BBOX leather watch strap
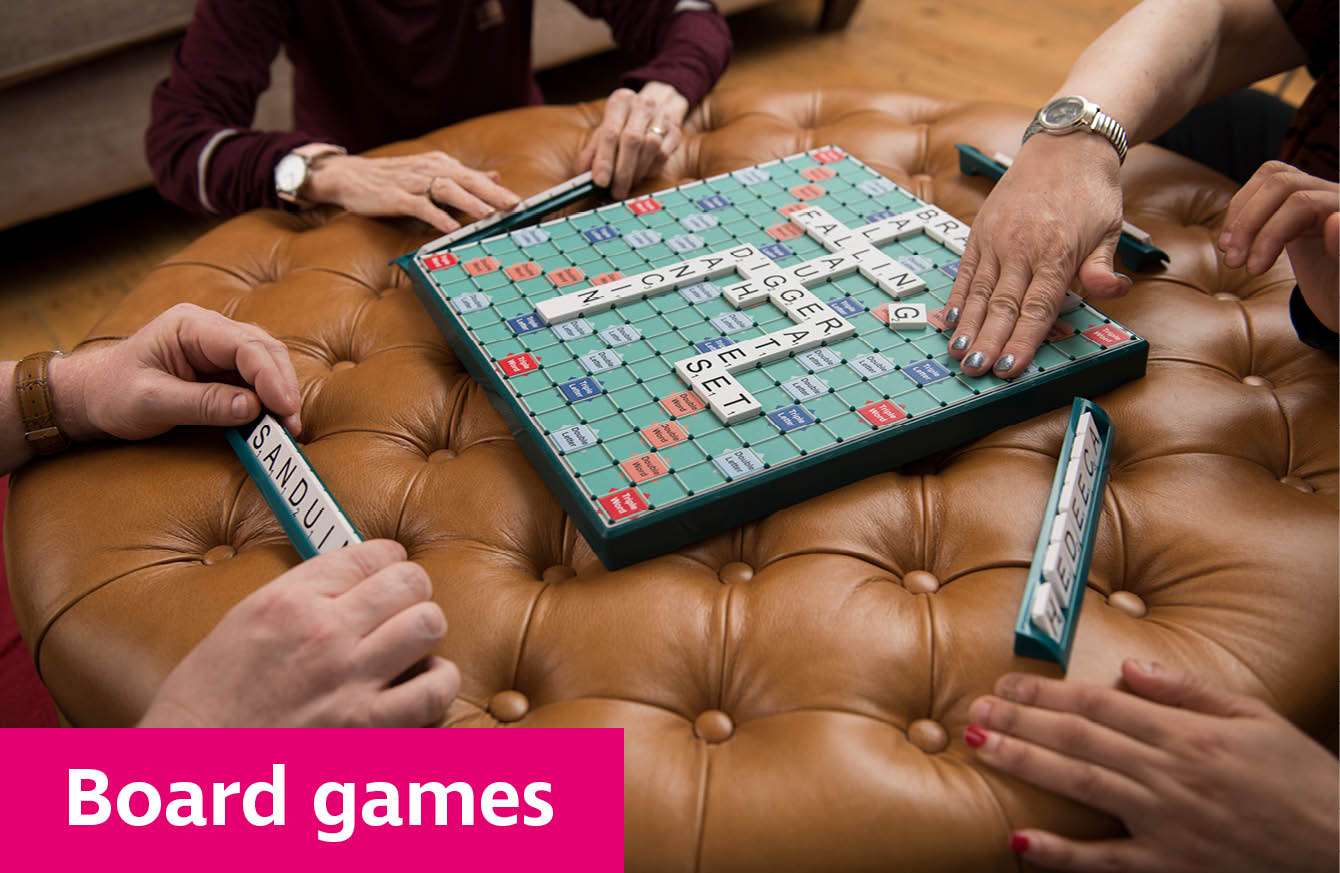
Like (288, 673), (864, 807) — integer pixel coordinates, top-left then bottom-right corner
(15, 351), (71, 455)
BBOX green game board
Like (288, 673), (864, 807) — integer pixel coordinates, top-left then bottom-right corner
(398, 147), (1148, 569)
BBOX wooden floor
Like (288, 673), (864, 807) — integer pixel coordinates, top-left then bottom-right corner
(0, 0), (1312, 362)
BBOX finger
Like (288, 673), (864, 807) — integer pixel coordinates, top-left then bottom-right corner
(453, 167), (522, 213)
(660, 125), (683, 165)
(1119, 659), (1268, 719)
(1222, 166), (1330, 269)
(1325, 212), (1339, 257)
(947, 250), (999, 358)
(1219, 160), (1288, 254)
(993, 285), (1064, 378)
(136, 376), (263, 431)
(1009, 830), (1159, 873)
(612, 98), (656, 199)
(355, 600), (448, 682)
(401, 192), (460, 234)
(968, 693), (1168, 781)
(1076, 229), (1130, 299)
(1245, 188), (1336, 274)
(592, 90), (634, 188)
(994, 672), (1171, 745)
(963, 266), (1055, 377)
(337, 560), (434, 637)
(275, 539), (409, 597)
(369, 656), (461, 727)
(960, 260), (1030, 375)
(943, 237), (983, 328)
(966, 724), (1156, 817)
(430, 177), (494, 221)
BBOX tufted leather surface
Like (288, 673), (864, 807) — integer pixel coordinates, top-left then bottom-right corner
(7, 88), (1338, 871)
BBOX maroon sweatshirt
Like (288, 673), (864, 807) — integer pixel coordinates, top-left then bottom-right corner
(147, 0), (732, 215)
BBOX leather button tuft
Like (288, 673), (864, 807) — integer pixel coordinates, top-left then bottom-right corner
(903, 570), (940, 594)
(202, 545), (235, 566)
(718, 562), (753, 584)
(907, 718), (949, 753)
(331, 360), (356, 372)
(542, 565), (576, 583)
(1107, 591), (1147, 618)
(489, 690), (529, 723)
(428, 449), (457, 463)
(1213, 292), (1238, 302)
(1280, 476), (1314, 494)
(1241, 375), (1272, 389)
(694, 710), (734, 743)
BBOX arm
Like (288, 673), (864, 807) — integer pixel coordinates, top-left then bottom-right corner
(1, 304), (302, 477)
(944, 0), (1308, 380)
(573, 0), (733, 197)
(145, 0), (322, 215)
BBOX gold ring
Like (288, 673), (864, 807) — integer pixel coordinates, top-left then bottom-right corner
(424, 176), (439, 197)
(648, 125), (668, 137)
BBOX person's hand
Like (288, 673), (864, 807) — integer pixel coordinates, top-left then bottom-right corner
(139, 539), (461, 727)
(304, 151), (521, 234)
(945, 134), (1133, 378)
(581, 82), (689, 199)
(1219, 160), (1339, 333)
(965, 659), (1339, 873)
(50, 303), (302, 441)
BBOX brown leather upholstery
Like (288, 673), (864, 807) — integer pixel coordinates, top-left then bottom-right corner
(7, 88), (1337, 870)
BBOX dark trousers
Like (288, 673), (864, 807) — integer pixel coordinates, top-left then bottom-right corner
(1152, 87), (1297, 185)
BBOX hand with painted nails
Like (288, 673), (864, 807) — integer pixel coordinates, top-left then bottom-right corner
(580, 82), (689, 200)
(303, 150), (521, 235)
(965, 659), (1338, 873)
(944, 134), (1134, 379)
(1219, 161), (1339, 333)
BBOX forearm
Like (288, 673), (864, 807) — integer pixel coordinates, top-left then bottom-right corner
(620, 9), (732, 109)
(1049, 0), (1306, 145)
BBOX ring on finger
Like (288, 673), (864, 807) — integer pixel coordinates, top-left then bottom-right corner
(423, 176), (439, 197)
(648, 125), (668, 137)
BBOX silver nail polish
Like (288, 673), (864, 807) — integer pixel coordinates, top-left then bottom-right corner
(964, 351), (984, 369)
(994, 354), (1015, 372)
(1115, 272), (1132, 284)
(950, 335), (970, 352)
(945, 307), (961, 325)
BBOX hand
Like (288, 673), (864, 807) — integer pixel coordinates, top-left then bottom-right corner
(139, 539), (461, 727)
(965, 659), (1338, 873)
(1219, 160), (1339, 333)
(304, 151), (521, 234)
(51, 303), (302, 441)
(945, 134), (1133, 378)
(581, 82), (689, 199)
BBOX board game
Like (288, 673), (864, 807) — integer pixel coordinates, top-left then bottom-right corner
(398, 146), (1148, 569)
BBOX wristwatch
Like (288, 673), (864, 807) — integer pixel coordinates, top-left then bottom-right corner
(15, 351), (70, 456)
(1022, 96), (1129, 164)
(274, 143), (347, 205)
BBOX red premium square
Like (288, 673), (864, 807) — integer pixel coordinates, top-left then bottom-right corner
(766, 222), (804, 241)
(548, 266), (586, 287)
(858, 400), (908, 427)
(463, 256), (500, 276)
(926, 307), (953, 330)
(497, 353), (539, 376)
(504, 261), (543, 281)
(1082, 324), (1131, 347)
(599, 488), (648, 521)
(423, 253), (458, 271)
(778, 202), (807, 218)
(627, 198), (663, 216)
(640, 421), (688, 448)
(660, 391), (706, 418)
(812, 148), (845, 164)
(1046, 321), (1076, 341)
(590, 271), (625, 285)
(801, 166), (836, 182)
(620, 453), (670, 484)
(790, 183), (826, 201)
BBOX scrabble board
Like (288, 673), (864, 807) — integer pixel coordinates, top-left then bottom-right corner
(398, 147), (1148, 569)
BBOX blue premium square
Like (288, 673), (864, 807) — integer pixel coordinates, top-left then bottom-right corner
(695, 336), (735, 353)
(557, 376), (605, 402)
(903, 360), (952, 385)
(826, 296), (864, 317)
(696, 194), (732, 211)
(766, 405), (816, 432)
(507, 313), (546, 335)
(760, 243), (793, 261)
(582, 225), (620, 243)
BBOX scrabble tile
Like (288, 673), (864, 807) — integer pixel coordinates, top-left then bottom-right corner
(887, 302), (929, 330)
(1029, 582), (1065, 641)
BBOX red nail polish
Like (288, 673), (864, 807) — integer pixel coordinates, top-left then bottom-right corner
(1010, 833), (1030, 853)
(964, 724), (988, 748)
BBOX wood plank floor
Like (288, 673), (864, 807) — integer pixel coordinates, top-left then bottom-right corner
(0, 0), (1312, 362)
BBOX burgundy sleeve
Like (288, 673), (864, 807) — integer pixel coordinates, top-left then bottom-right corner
(145, 0), (320, 215)
(568, 0), (732, 108)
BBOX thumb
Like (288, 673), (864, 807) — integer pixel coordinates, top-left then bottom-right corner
(1076, 230), (1132, 299)
(1121, 659), (1262, 718)
(149, 377), (262, 429)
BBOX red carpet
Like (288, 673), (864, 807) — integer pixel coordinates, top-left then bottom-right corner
(0, 475), (58, 727)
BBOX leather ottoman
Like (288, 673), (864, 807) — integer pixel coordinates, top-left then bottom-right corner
(7, 88), (1337, 871)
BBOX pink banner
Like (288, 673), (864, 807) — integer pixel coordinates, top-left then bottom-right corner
(0, 728), (623, 870)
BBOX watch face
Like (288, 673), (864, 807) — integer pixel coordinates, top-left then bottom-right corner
(275, 154), (306, 194)
(1041, 97), (1085, 128)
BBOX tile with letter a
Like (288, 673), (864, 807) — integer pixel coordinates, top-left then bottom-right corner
(550, 424), (598, 454)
